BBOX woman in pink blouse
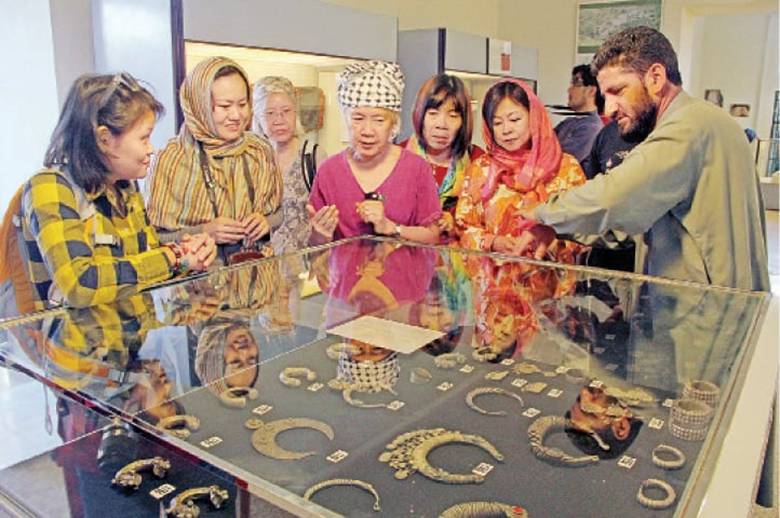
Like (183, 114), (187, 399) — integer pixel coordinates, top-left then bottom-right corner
(308, 61), (441, 245)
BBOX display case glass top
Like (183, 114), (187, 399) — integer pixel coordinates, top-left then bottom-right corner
(0, 238), (771, 517)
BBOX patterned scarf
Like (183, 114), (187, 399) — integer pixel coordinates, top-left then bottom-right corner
(405, 134), (470, 204)
(479, 79), (562, 201)
(148, 57), (281, 231)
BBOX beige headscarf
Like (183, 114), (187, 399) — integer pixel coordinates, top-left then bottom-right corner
(147, 57), (282, 233)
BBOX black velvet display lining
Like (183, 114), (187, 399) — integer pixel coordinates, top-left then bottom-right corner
(156, 333), (704, 518)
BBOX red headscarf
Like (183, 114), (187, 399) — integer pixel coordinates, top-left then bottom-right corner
(480, 79), (562, 201)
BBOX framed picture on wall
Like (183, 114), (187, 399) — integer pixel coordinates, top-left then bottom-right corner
(575, 0), (663, 64)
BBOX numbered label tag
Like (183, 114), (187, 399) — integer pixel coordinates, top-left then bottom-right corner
(199, 436), (223, 449)
(662, 398), (675, 408)
(604, 333), (616, 341)
(547, 388), (563, 398)
(326, 450), (349, 463)
(617, 455), (637, 469)
(605, 363), (618, 372)
(500, 358), (515, 366)
(307, 382), (324, 392)
(555, 366), (569, 374)
(593, 347), (606, 355)
(522, 407), (541, 418)
(511, 378), (528, 388)
(437, 381), (454, 392)
(149, 484), (176, 500)
(589, 379), (604, 389)
(485, 370), (509, 381)
(459, 365), (474, 374)
(387, 400), (405, 411)
(253, 404), (273, 415)
(649, 418), (665, 430)
(472, 462), (495, 477)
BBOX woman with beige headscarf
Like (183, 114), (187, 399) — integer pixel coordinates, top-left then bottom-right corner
(253, 76), (327, 253)
(147, 57), (282, 264)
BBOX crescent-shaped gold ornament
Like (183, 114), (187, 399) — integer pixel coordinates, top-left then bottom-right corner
(527, 415), (599, 467)
(245, 417), (334, 460)
(378, 428), (504, 484)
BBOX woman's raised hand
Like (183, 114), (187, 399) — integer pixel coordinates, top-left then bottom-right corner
(307, 203), (339, 241)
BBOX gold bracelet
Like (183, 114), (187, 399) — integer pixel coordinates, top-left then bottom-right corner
(683, 380), (720, 407)
(636, 478), (676, 510)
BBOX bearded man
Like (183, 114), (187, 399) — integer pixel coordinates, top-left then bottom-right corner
(523, 26), (769, 291)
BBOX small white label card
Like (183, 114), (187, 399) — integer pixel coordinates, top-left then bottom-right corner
(199, 436), (223, 449)
(472, 462), (495, 477)
(500, 358), (515, 366)
(618, 455), (637, 469)
(459, 364), (475, 374)
(253, 404), (273, 415)
(307, 382), (324, 392)
(662, 398), (675, 408)
(327, 316), (444, 354)
(593, 347), (606, 355)
(511, 378), (528, 388)
(547, 388), (563, 398)
(387, 400), (405, 411)
(150, 484), (176, 500)
(522, 407), (541, 418)
(326, 450), (349, 463)
(649, 418), (665, 430)
(437, 381), (454, 392)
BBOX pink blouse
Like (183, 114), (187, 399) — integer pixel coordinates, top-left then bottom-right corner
(309, 148), (442, 240)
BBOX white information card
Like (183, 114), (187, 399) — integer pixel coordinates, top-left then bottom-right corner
(327, 316), (444, 354)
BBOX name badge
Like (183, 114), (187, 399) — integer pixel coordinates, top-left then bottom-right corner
(94, 233), (118, 246)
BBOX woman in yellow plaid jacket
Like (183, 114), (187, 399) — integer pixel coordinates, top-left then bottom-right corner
(16, 73), (217, 310)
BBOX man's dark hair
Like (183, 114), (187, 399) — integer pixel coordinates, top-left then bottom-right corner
(572, 64), (605, 114)
(591, 26), (682, 86)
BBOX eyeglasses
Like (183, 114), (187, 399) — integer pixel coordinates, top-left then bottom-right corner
(98, 72), (142, 110)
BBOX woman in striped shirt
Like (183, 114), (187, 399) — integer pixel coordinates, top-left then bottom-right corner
(147, 57), (282, 264)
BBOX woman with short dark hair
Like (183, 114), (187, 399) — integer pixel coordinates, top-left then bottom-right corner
(401, 74), (484, 241)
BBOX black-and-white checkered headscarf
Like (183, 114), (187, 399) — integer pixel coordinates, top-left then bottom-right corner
(337, 60), (405, 111)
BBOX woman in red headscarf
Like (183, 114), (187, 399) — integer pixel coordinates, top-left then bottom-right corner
(455, 79), (585, 255)
(456, 79), (587, 359)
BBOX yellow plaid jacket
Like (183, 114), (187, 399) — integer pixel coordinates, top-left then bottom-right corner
(21, 168), (173, 309)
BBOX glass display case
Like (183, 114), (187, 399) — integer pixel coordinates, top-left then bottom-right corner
(0, 238), (774, 517)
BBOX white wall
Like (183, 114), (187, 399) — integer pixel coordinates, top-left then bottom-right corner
(325, 0), (500, 37)
(49, 0), (94, 106)
(92, 0), (176, 148)
(690, 11), (778, 135)
(0, 0), (60, 210)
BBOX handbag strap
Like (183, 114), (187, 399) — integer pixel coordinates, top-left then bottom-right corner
(198, 143), (256, 217)
(300, 140), (319, 191)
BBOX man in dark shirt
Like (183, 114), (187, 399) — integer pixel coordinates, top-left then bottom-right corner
(555, 64), (604, 163)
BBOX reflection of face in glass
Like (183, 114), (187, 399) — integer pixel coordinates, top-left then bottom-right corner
(564, 385), (641, 460)
(223, 326), (259, 388)
(418, 293), (455, 332)
(348, 339), (394, 363)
